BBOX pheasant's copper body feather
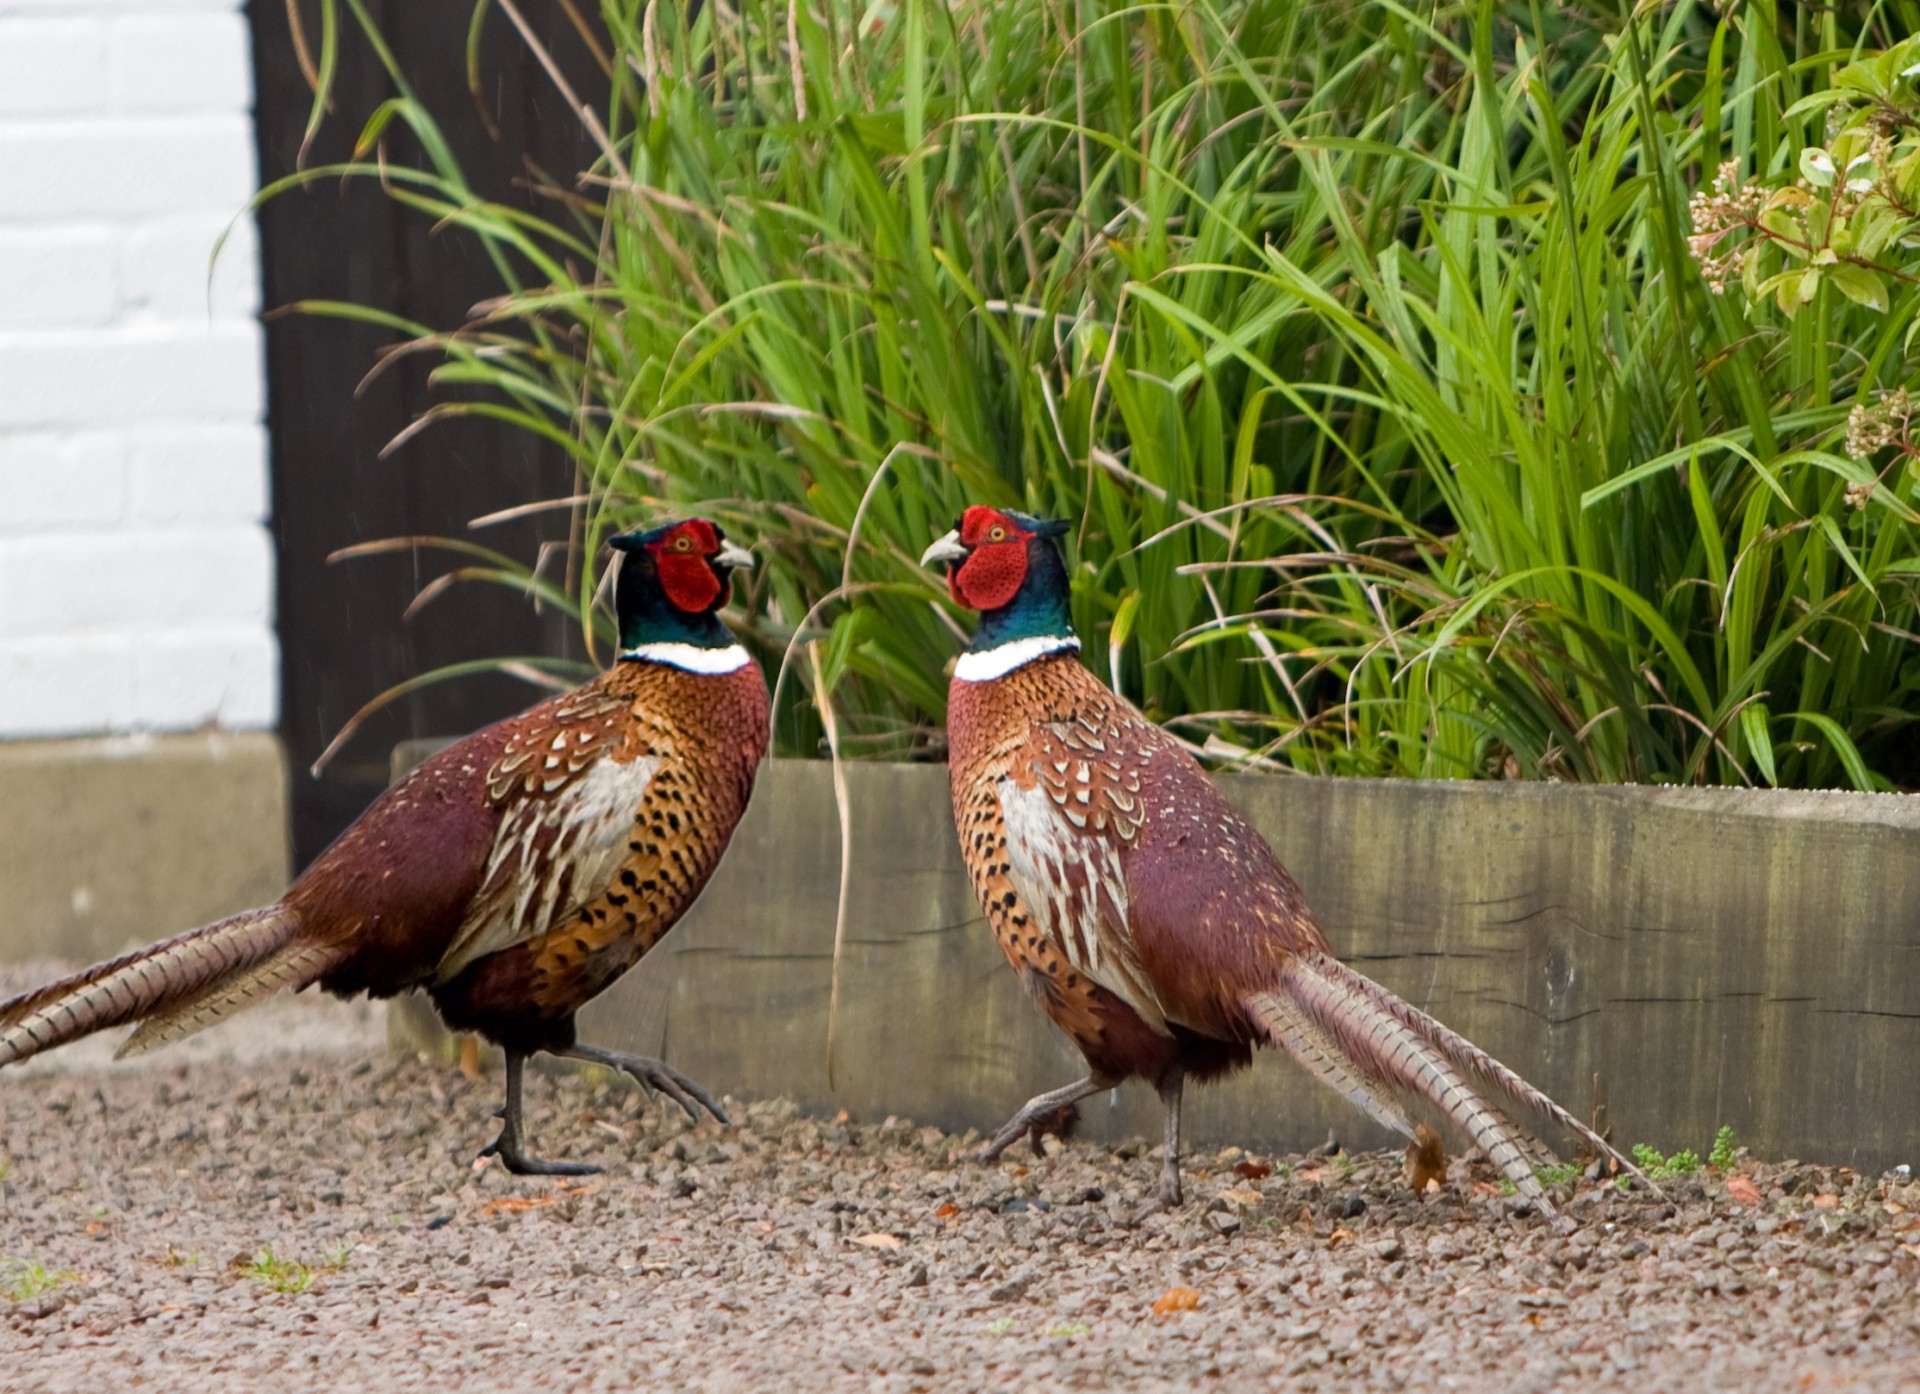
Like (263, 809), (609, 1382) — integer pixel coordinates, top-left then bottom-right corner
(1, 517), (768, 1175)
(926, 506), (1643, 1221)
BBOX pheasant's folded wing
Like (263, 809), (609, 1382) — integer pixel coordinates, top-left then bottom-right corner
(999, 715), (1171, 1035)
(436, 688), (656, 980)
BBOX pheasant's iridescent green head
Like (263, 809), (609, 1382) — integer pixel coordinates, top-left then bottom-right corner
(609, 518), (754, 653)
(921, 506), (1077, 663)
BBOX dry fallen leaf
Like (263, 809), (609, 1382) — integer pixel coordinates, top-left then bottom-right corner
(481, 1195), (562, 1216)
(1405, 1124), (1448, 1194)
(1813, 1193), (1842, 1210)
(1234, 1159), (1273, 1181)
(1328, 1227), (1356, 1247)
(1726, 1176), (1763, 1206)
(1219, 1188), (1263, 1207)
(934, 1202), (959, 1220)
(852, 1233), (903, 1251)
(1152, 1287), (1202, 1315)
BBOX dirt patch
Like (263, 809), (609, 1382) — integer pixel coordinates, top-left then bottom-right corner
(2, 965), (1916, 1391)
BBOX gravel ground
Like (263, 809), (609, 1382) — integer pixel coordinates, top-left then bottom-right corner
(2, 962), (1918, 1392)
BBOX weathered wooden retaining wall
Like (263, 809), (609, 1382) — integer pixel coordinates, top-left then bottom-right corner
(395, 757), (1919, 1173)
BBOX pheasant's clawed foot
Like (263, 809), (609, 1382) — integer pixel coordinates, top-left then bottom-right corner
(979, 1106), (1076, 1164)
(477, 1130), (601, 1178)
(563, 1044), (729, 1126)
(979, 1114), (1035, 1165)
(978, 1076), (1104, 1165)
(478, 1048), (601, 1176)
(1026, 1102), (1081, 1157)
(1156, 1162), (1184, 1209)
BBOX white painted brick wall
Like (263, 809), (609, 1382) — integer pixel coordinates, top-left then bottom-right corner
(0, 0), (274, 740)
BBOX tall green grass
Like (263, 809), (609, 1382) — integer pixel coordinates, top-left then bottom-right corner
(278, 0), (1920, 789)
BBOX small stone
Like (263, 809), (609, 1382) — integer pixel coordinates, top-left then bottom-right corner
(988, 1275), (1030, 1303)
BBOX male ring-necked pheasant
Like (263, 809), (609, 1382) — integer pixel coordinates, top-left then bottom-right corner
(922, 505), (1641, 1219)
(1, 517), (769, 1175)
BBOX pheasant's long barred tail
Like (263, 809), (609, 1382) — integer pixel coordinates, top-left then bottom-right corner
(1247, 953), (1650, 1215)
(0, 907), (304, 1068)
(1303, 953), (1642, 1179)
(116, 938), (343, 1058)
(1245, 983), (1418, 1142)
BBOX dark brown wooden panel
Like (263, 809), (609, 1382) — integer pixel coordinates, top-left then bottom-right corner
(248, 1), (610, 866)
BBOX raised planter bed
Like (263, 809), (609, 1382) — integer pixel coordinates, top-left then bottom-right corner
(389, 747), (1919, 1172)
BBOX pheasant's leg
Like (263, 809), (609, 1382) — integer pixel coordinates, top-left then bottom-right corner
(560, 1043), (729, 1126)
(478, 1050), (599, 1176)
(1154, 1064), (1186, 1207)
(979, 1076), (1106, 1163)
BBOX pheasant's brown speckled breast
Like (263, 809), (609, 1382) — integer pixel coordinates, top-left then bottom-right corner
(946, 655), (1249, 1086)
(432, 657), (768, 1049)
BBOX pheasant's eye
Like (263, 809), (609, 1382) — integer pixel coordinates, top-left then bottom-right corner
(986, 525), (1009, 543)
(673, 534), (694, 552)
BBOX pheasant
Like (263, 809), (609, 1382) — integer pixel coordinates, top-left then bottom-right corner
(921, 505), (1641, 1219)
(1, 517), (769, 1175)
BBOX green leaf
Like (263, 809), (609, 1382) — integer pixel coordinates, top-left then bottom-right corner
(1741, 705), (1778, 787)
(1828, 262), (1888, 312)
(1109, 588), (1143, 653)
(1790, 712), (1878, 791)
(1774, 269), (1807, 315)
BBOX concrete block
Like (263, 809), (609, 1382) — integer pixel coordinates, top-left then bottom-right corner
(0, 326), (263, 429)
(109, 12), (251, 112)
(127, 422), (268, 524)
(0, 227), (118, 329)
(0, 19), (109, 116)
(0, 431), (127, 533)
(0, 116), (257, 222)
(0, 731), (288, 964)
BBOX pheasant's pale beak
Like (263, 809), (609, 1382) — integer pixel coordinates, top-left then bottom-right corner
(920, 530), (967, 568)
(714, 539), (756, 571)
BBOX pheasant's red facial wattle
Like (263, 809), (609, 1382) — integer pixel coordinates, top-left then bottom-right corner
(651, 520), (726, 613)
(952, 543), (1028, 611)
(950, 506), (1031, 612)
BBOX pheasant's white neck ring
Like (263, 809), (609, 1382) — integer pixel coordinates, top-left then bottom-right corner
(620, 641), (753, 674)
(954, 635), (1080, 682)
